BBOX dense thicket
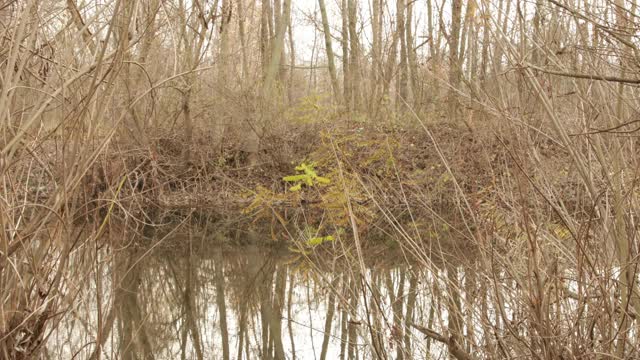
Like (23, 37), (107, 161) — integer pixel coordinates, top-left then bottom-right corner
(2, 0), (640, 358)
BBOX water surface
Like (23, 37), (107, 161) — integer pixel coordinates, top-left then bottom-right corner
(47, 236), (477, 360)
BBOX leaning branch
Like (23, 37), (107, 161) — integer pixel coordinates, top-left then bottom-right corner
(526, 63), (640, 84)
(546, 0), (640, 58)
(66, 0), (96, 52)
(409, 323), (478, 360)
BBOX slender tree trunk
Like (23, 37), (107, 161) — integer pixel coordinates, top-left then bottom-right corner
(320, 278), (339, 360)
(435, 0), (445, 59)
(184, 258), (204, 360)
(406, 0), (419, 108)
(219, 0), (232, 85)
(215, 250), (230, 360)
(532, 0), (543, 66)
(181, 89), (193, 162)
(347, 0), (360, 110)
(494, 0), (511, 74)
(427, 0), (435, 58)
(614, 0), (628, 122)
(287, 19), (295, 104)
(339, 275), (349, 360)
(612, 3), (637, 357)
(397, 0), (408, 109)
(447, 265), (464, 359)
(131, 0), (159, 134)
(274, 0), (287, 86)
(287, 271), (296, 359)
(461, 266), (475, 354)
(371, 0), (381, 112)
(119, 0), (147, 147)
(256, 260), (274, 359)
(480, 0), (490, 84)
(263, 0), (291, 90)
(236, 298), (247, 360)
(309, 25), (319, 93)
(368, 274), (387, 358)
(382, 8), (398, 103)
(238, 0), (249, 79)
(448, 0), (463, 122)
(459, 0), (474, 70)
(468, 8), (478, 82)
(404, 272), (418, 356)
(116, 251), (156, 360)
(347, 278), (359, 360)
(318, 0), (341, 103)
(245, 0), (291, 166)
(66, 0), (96, 53)
(426, 0), (438, 111)
(386, 270), (405, 360)
(260, 0), (272, 74)
(269, 265), (287, 360)
(341, 0), (351, 110)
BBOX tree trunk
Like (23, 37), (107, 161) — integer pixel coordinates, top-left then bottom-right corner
(448, 0), (463, 122)
(397, 0), (408, 109)
(480, 0), (490, 83)
(287, 19), (295, 104)
(219, 0), (232, 85)
(274, 0), (288, 85)
(347, 0), (360, 110)
(341, 0), (351, 111)
(246, 0), (291, 166)
(263, 0), (291, 90)
(382, 6), (399, 104)
(238, 0), (249, 79)
(66, 0), (96, 53)
(371, 0), (382, 112)
(320, 277), (339, 360)
(260, 0), (272, 73)
(406, 0), (419, 108)
(447, 265), (464, 359)
(215, 250), (230, 360)
(318, 0), (341, 103)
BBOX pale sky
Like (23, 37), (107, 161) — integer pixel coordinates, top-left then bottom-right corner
(290, 0), (433, 63)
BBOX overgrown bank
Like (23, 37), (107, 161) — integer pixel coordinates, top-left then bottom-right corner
(17, 117), (584, 252)
(4, 0), (640, 357)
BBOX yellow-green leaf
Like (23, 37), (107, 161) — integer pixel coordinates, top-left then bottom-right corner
(306, 235), (335, 247)
(306, 237), (325, 246)
(284, 175), (306, 182)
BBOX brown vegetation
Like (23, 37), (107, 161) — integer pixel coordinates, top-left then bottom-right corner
(2, 0), (640, 358)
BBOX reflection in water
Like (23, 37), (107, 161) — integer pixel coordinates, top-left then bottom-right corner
(47, 242), (472, 359)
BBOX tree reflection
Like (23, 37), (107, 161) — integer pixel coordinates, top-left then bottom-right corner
(49, 239), (492, 359)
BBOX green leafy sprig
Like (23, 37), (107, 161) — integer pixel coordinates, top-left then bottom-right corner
(283, 162), (331, 192)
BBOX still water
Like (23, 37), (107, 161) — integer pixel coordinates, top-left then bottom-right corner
(46, 237), (478, 359)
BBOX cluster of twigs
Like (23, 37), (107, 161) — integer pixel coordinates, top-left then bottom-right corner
(2, 0), (640, 358)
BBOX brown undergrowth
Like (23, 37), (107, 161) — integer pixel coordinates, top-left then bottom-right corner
(8, 115), (588, 255)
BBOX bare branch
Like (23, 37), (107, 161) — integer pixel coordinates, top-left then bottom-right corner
(526, 63), (640, 84)
(409, 323), (477, 360)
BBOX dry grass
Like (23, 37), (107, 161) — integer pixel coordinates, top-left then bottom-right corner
(2, 0), (640, 358)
